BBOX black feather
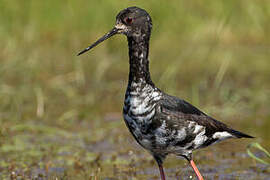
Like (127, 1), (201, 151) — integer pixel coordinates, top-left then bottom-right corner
(229, 129), (254, 138)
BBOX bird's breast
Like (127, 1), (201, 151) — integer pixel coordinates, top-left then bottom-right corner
(123, 84), (161, 123)
(123, 83), (161, 149)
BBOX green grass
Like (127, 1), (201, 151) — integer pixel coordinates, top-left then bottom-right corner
(0, 0), (270, 179)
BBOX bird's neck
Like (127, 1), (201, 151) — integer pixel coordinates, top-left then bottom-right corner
(127, 35), (154, 87)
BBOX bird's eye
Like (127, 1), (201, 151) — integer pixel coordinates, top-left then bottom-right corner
(125, 17), (133, 25)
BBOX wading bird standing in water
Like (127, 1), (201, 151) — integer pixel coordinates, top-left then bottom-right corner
(78, 6), (253, 180)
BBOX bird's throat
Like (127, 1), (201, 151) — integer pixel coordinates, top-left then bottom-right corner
(127, 35), (153, 86)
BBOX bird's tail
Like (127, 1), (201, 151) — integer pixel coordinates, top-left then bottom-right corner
(229, 129), (254, 138)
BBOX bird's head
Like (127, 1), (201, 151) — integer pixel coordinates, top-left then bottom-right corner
(78, 7), (152, 56)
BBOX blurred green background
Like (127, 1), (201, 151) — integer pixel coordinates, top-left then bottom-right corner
(0, 0), (269, 179)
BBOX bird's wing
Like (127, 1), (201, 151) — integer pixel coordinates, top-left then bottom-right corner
(158, 94), (231, 137)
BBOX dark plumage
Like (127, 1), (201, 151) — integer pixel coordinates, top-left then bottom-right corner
(78, 6), (253, 180)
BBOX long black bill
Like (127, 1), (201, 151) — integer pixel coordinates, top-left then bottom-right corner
(77, 27), (118, 56)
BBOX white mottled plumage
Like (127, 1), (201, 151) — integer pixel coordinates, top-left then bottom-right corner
(176, 128), (187, 141)
(194, 124), (204, 134)
(123, 77), (162, 150)
(193, 129), (207, 147)
(213, 131), (233, 140)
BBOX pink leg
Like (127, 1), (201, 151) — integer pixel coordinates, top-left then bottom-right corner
(190, 160), (204, 180)
(158, 163), (166, 180)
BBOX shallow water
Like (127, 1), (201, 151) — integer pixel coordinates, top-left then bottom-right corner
(1, 114), (269, 180)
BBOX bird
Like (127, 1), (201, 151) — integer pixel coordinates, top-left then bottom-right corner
(77, 6), (253, 180)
